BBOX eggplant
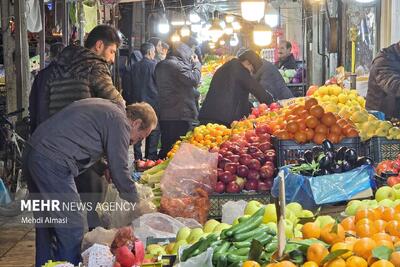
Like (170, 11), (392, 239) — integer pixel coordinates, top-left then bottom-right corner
(342, 160), (353, 172)
(298, 158), (307, 165)
(319, 156), (332, 170)
(303, 150), (314, 164)
(335, 146), (348, 161)
(325, 151), (335, 164)
(312, 146), (324, 161)
(300, 170), (313, 176)
(344, 148), (357, 164)
(331, 163), (342, 173)
(356, 156), (374, 167)
(322, 140), (334, 152)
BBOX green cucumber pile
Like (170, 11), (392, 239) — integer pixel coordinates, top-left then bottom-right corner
(180, 207), (277, 267)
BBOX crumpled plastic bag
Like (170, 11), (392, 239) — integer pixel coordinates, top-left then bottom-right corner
(222, 200), (247, 224)
(81, 244), (114, 267)
(132, 212), (201, 246)
(99, 183), (157, 228)
(160, 143), (218, 223)
(82, 227), (117, 251)
(177, 247), (213, 267)
(272, 165), (374, 210)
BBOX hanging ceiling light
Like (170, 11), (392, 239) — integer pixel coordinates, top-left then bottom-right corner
(253, 23), (273, 47)
(230, 33), (239, 46)
(158, 14), (170, 34)
(225, 14), (235, 23)
(209, 19), (224, 42)
(264, 3), (279, 28)
(224, 23), (234, 35)
(219, 40), (226, 46)
(180, 25), (191, 37)
(232, 21), (242, 31)
(189, 11), (201, 23)
(171, 31), (181, 42)
(241, 0), (266, 22)
(171, 13), (185, 26)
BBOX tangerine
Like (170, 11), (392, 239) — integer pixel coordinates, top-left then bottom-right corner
(374, 220), (388, 233)
(305, 128), (315, 141)
(310, 105), (324, 118)
(331, 241), (353, 259)
(327, 132), (341, 144)
(295, 131), (308, 144)
(307, 243), (329, 265)
(382, 208), (396, 222)
(306, 115), (319, 129)
(303, 261), (319, 267)
(315, 124), (329, 134)
(372, 232), (393, 243)
(276, 261), (297, 267)
(353, 237), (377, 259)
(313, 133), (327, 145)
(324, 258), (346, 267)
(330, 124), (342, 135)
(302, 222), (321, 239)
(370, 259), (395, 267)
(287, 121), (299, 133)
(242, 261), (261, 267)
(389, 251), (400, 267)
(341, 216), (356, 231)
(355, 209), (378, 222)
(356, 222), (377, 238)
(386, 220), (400, 237)
(305, 98), (319, 110)
(320, 223), (345, 244)
(346, 256), (368, 267)
(321, 112), (336, 127)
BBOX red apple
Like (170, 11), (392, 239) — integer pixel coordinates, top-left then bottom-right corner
(245, 130), (257, 141)
(227, 154), (240, 163)
(219, 171), (235, 184)
(258, 133), (272, 142)
(248, 159), (261, 171)
(265, 151), (276, 163)
(229, 145), (241, 155)
(248, 146), (261, 154)
(247, 169), (261, 180)
(269, 102), (280, 111)
(260, 165), (275, 179)
(217, 168), (224, 178)
(245, 179), (259, 191)
(220, 141), (232, 150)
(255, 123), (270, 135)
(258, 142), (272, 152)
(239, 154), (253, 166)
(248, 136), (260, 143)
(264, 161), (275, 169)
(218, 158), (232, 169)
(224, 163), (237, 175)
(237, 165), (249, 178)
(258, 103), (268, 112)
(230, 134), (242, 142)
(226, 181), (241, 193)
(224, 151), (234, 158)
(214, 181), (225, 193)
(257, 181), (271, 192)
(387, 176), (400, 187)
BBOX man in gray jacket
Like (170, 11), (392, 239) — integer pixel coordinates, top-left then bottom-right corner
(23, 99), (157, 266)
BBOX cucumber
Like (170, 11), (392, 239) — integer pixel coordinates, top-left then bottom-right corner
(238, 216), (251, 223)
(228, 261), (243, 267)
(211, 240), (223, 249)
(233, 233), (273, 248)
(227, 254), (248, 263)
(265, 241), (278, 253)
(225, 207), (265, 237)
(216, 254), (228, 267)
(213, 241), (231, 262)
(233, 225), (268, 241)
(181, 237), (206, 261)
(231, 247), (250, 256)
(191, 233), (218, 258)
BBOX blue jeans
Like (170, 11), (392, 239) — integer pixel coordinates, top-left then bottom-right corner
(23, 147), (84, 266)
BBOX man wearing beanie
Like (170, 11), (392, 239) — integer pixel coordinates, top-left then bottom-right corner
(199, 49), (272, 127)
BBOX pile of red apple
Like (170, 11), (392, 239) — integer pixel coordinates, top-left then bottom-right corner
(213, 123), (277, 194)
(248, 102), (281, 119)
(376, 156), (400, 187)
(135, 159), (164, 170)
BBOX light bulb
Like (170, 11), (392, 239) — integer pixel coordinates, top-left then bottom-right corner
(180, 26), (191, 37)
(230, 33), (239, 46)
(209, 19), (224, 41)
(158, 15), (170, 34)
(225, 14), (235, 23)
(232, 21), (242, 31)
(171, 31), (181, 42)
(189, 12), (201, 23)
(224, 24), (234, 35)
(219, 40), (226, 46)
(241, 0), (265, 22)
(253, 23), (273, 47)
(265, 14), (279, 28)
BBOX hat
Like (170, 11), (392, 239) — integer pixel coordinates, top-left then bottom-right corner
(238, 49), (263, 72)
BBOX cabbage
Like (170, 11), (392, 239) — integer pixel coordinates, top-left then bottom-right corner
(284, 69), (297, 78)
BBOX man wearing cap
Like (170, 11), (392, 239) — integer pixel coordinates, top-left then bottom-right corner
(199, 49), (272, 127)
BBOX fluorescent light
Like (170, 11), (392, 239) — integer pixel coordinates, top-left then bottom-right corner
(158, 15), (170, 34)
(241, 0), (265, 22)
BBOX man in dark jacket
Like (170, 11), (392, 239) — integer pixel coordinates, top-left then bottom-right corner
(29, 42), (65, 133)
(155, 42), (201, 159)
(255, 59), (294, 100)
(148, 37), (164, 62)
(24, 99), (157, 266)
(126, 42), (160, 160)
(366, 42), (400, 119)
(277, 40), (297, 70)
(199, 50), (271, 127)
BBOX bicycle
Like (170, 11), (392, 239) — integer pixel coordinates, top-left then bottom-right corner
(0, 108), (28, 217)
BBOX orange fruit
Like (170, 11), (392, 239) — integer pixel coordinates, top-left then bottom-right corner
(356, 222), (377, 237)
(355, 209), (378, 222)
(382, 208), (396, 222)
(353, 237), (377, 259)
(386, 220), (400, 237)
(242, 260), (261, 267)
(393, 213), (400, 222)
(345, 236), (358, 244)
(331, 241), (353, 259)
(375, 239), (394, 250)
(356, 218), (372, 228)
(305, 98), (319, 111)
(374, 220), (388, 233)
(305, 128), (315, 141)
(302, 222), (321, 239)
(346, 256), (368, 267)
(341, 216), (356, 231)
(303, 261), (319, 267)
(330, 124), (342, 135)
(327, 132), (341, 144)
(372, 232), (393, 243)
(324, 257), (346, 267)
(321, 112), (336, 127)
(395, 240), (400, 248)
(307, 243), (329, 265)
(395, 204), (400, 213)
(287, 121), (299, 133)
(310, 105), (324, 118)
(313, 133), (327, 145)
(375, 206), (386, 218)
(370, 259), (395, 267)
(369, 256), (379, 266)
(295, 131), (308, 144)
(276, 261), (297, 267)
(315, 124), (329, 135)
(320, 223), (345, 244)
(306, 115), (319, 129)
(389, 251), (400, 267)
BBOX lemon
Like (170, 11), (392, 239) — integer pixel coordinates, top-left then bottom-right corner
(338, 93), (348, 104)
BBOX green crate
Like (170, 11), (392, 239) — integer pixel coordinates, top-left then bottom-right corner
(209, 192), (271, 220)
(364, 137), (400, 163)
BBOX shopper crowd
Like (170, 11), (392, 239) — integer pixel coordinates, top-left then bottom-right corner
(26, 24), (298, 266)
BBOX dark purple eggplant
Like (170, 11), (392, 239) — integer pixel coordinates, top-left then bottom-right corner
(312, 146), (324, 161)
(331, 163), (342, 173)
(356, 156), (374, 167)
(322, 140), (334, 152)
(303, 150), (314, 164)
(344, 148), (357, 164)
(335, 146), (347, 161)
(319, 156), (331, 170)
(342, 160), (353, 172)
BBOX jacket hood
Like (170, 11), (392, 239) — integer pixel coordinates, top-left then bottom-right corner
(168, 42), (193, 63)
(381, 42), (400, 61)
(56, 45), (108, 67)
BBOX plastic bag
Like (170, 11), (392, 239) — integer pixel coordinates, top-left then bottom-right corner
(222, 200), (247, 224)
(132, 212), (198, 246)
(160, 143), (218, 223)
(177, 247), (214, 267)
(81, 243), (114, 267)
(82, 227), (117, 251)
(98, 183), (157, 228)
(272, 165), (374, 210)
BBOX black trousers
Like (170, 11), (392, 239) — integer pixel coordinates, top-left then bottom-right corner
(159, 120), (192, 159)
(133, 125), (160, 160)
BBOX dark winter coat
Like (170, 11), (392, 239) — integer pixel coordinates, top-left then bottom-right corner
(154, 42), (201, 122)
(45, 45), (124, 118)
(366, 43), (400, 119)
(255, 60), (294, 101)
(277, 54), (297, 70)
(124, 57), (158, 110)
(199, 59), (271, 126)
